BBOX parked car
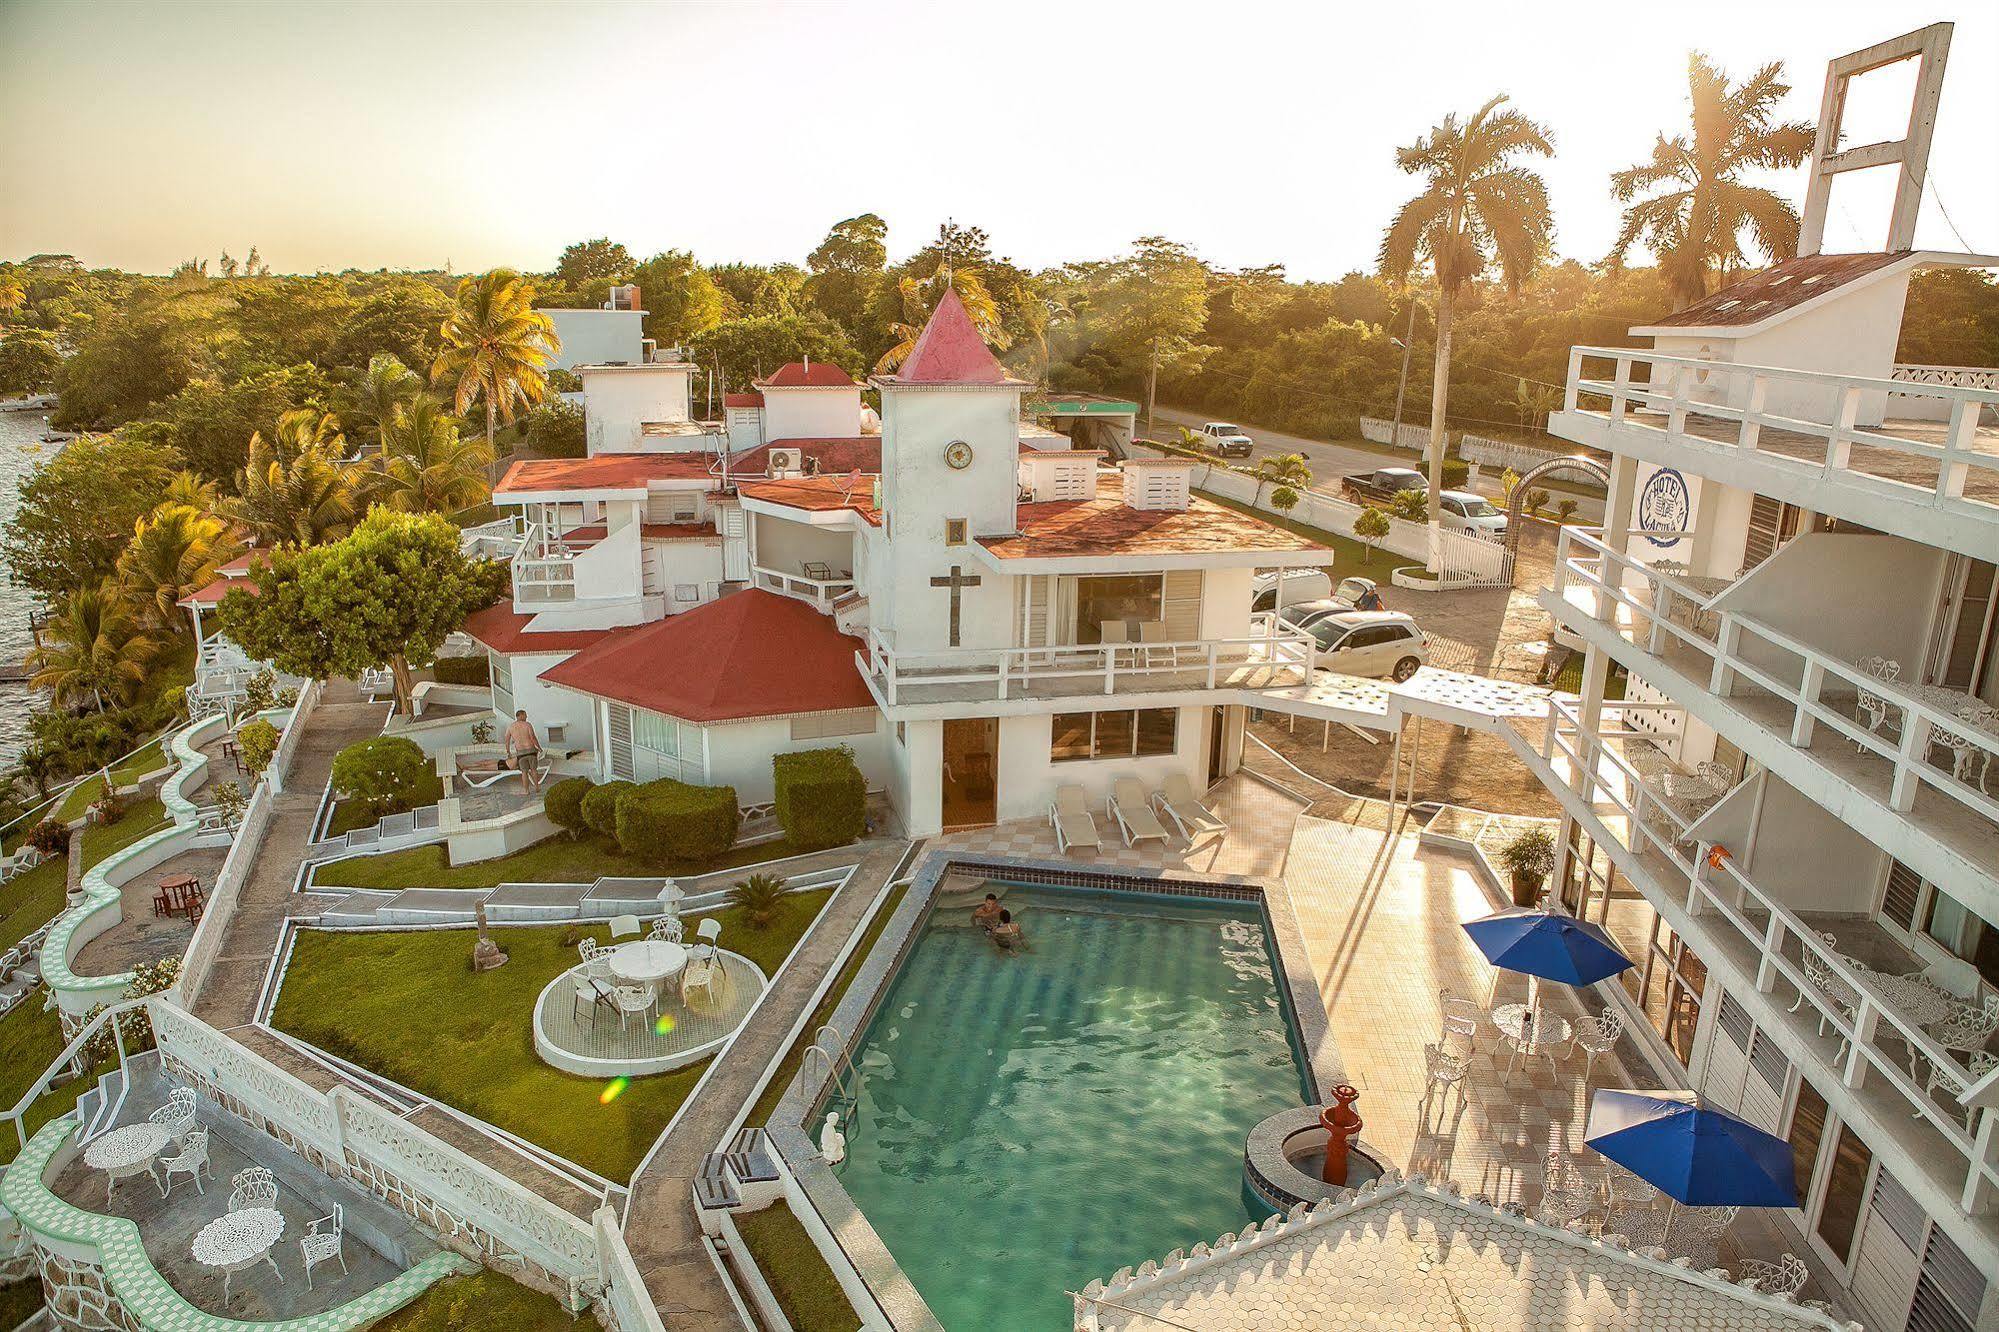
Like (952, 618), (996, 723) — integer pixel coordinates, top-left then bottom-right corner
(1197, 422), (1255, 457)
(1302, 610), (1429, 681)
(1341, 467), (1427, 505)
(1275, 578), (1386, 629)
(1439, 489), (1507, 537)
(1250, 569), (1334, 613)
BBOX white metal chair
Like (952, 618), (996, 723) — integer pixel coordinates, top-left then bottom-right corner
(1796, 934), (1857, 1060)
(647, 915), (684, 943)
(572, 975), (606, 1026)
(1439, 990), (1483, 1054)
(149, 1087), (198, 1143)
(1738, 1253), (1808, 1298)
(1107, 777), (1170, 846)
(608, 914), (642, 940)
(1930, 709), (1992, 792)
(690, 916), (722, 962)
(228, 1165), (277, 1212)
(1049, 784), (1101, 854)
(1917, 1051), (1996, 1132)
(157, 1129), (212, 1197)
(1150, 772), (1226, 843)
(1929, 993), (1999, 1057)
(681, 957), (719, 1011)
(1421, 1040), (1469, 1111)
(577, 937), (601, 963)
(609, 985), (652, 1031)
(1537, 1151), (1596, 1230)
(1572, 1006), (1625, 1086)
(1137, 619), (1172, 668)
(1854, 656), (1902, 749)
(1604, 1164), (1659, 1224)
(300, 1204), (347, 1290)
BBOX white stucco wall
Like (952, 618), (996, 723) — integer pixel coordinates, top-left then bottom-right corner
(499, 652), (597, 751)
(650, 538), (727, 608)
(700, 714), (889, 807)
(1740, 775), (1889, 916)
(547, 309), (644, 371)
(1715, 532), (1945, 687)
(888, 718), (942, 841)
(751, 513), (855, 577)
(761, 386), (863, 442)
(581, 366), (696, 454)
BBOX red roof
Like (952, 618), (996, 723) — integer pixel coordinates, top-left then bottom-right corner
(461, 603), (622, 656)
(216, 551), (259, 575)
(540, 589), (876, 722)
(725, 438), (882, 476)
(182, 574), (259, 608)
(758, 361), (858, 389)
(979, 473), (1327, 559)
(1641, 252), (1907, 330)
(562, 522), (720, 543)
(494, 454), (719, 496)
(736, 475), (882, 526)
(886, 287), (1021, 386)
(723, 391), (765, 409)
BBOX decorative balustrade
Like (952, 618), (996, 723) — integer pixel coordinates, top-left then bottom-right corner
(751, 565), (855, 611)
(1893, 364), (1999, 392)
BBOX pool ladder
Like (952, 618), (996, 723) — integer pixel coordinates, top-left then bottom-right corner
(803, 1024), (859, 1109)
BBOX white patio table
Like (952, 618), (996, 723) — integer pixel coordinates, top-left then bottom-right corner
(608, 940), (688, 1003)
(193, 1205), (285, 1305)
(1494, 1002), (1573, 1074)
(1836, 957), (1954, 1027)
(83, 1122), (171, 1205)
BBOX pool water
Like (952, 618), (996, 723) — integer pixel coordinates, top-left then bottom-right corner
(832, 885), (1310, 1330)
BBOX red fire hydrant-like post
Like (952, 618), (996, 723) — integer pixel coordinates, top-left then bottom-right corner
(1320, 1084), (1364, 1186)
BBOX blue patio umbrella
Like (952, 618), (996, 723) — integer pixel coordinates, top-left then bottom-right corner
(1585, 1088), (1797, 1242)
(1460, 908), (1633, 988)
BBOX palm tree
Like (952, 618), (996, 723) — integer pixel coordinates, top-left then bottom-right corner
(727, 873), (789, 929)
(377, 394), (493, 514)
(0, 275), (24, 317)
(264, 408), (349, 463)
(1608, 55), (1815, 308)
(337, 353), (426, 452)
(1381, 94), (1554, 572)
(117, 503), (236, 634)
(875, 267), (1008, 374)
(431, 270), (558, 469)
(1252, 453), (1312, 507)
(160, 469), (222, 515)
(27, 581), (159, 711)
(229, 429), (364, 548)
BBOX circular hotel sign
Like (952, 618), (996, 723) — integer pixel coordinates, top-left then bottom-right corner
(1637, 468), (1690, 548)
(943, 440), (974, 470)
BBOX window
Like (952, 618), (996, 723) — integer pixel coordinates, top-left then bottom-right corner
(945, 518), (967, 546)
(490, 654), (514, 716)
(1051, 709), (1177, 761)
(790, 710), (877, 741)
(674, 584), (701, 602)
(1076, 575), (1163, 644)
(895, 721), (906, 747)
(1921, 887), (1999, 989)
(1814, 1124), (1873, 1265)
(632, 709), (704, 780)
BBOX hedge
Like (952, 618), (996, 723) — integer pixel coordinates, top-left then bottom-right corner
(615, 779), (739, 866)
(330, 736), (441, 819)
(431, 656), (491, 687)
(543, 777), (591, 835)
(772, 748), (865, 852)
(581, 780), (633, 839)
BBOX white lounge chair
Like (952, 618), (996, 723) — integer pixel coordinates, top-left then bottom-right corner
(1150, 773), (1226, 842)
(1049, 785), (1101, 854)
(1107, 777), (1170, 846)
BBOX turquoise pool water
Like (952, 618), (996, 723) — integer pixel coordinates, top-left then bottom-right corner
(832, 885), (1310, 1330)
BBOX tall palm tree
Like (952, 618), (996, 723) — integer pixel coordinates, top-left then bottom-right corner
(229, 430), (364, 548)
(1381, 94), (1554, 572)
(117, 503), (236, 634)
(377, 394), (493, 514)
(874, 267), (1008, 374)
(337, 353), (426, 452)
(1609, 55), (1815, 308)
(0, 275), (24, 317)
(264, 408), (349, 463)
(160, 469), (222, 515)
(431, 270), (558, 469)
(26, 581), (159, 712)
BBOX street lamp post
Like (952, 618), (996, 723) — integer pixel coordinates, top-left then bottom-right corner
(1389, 295), (1420, 450)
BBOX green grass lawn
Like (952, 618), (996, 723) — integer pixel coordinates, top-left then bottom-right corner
(735, 1202), (861, 1332)
(0, 858), (69, 956)
(313, 832), (811, 890)
(79, 797), (170, 874)
(1194, 489), (1381, 582)
(271, 889), (834, 1180)
(54, 740), (173, 824)
(0, 993), (99, 1166)
(365, 1270), (572, 1331)
(1552, 651), (1628, 699)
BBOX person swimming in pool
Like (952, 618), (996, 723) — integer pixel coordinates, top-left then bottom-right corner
(990, 909), (1025, 951)
(971, 893), (1003, 933)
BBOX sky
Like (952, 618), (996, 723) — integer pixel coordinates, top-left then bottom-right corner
(1, 0), (1995, 280)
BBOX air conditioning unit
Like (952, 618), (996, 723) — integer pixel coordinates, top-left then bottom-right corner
(767, 448), (804, 478)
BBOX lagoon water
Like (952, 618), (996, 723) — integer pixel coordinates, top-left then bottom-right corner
(0, 408), (52, 766)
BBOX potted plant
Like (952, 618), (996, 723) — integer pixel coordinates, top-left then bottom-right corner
(1499, 827), (1556, 907)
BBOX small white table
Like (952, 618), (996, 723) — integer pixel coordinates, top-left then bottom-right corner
(1494, 1002), (1573, 1075)
(609, 940), (688, 1002)
(1837, 958), (1954, 1026)
(193, 1206), (286, 1306)
(83, 1122), (171, 1205)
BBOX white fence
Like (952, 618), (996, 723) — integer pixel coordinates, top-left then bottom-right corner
(1359, 416), (1447, 453)
(1457, 433), (1572, 475)
(173, 779), (274, 1009)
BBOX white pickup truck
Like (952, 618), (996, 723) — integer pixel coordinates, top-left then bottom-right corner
(1195, 421), (1255, 457)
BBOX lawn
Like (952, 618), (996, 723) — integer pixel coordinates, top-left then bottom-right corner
(1552, 651), (1628, 699)
(271, 888), (834, 1180)
(0, 857), (69, 956)
(0, 994), (99, 1166)
(1193, 488), (1379, 582)
(313, 831), (812, 890)
(735, 1202), (860, 1332)
(367, 1270), (572, 1331)
(54, 739), (172, 824)
(79, 797), (170, 874)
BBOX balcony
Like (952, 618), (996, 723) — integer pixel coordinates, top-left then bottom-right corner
(1521, 696), (1999, 1219)
(752, 564), (855, 613)
(1547, 525), (1999, 903)
(510, 520), (644, 610)
(859, 615), (1314, 712)
(1554, 347), (1999, 555)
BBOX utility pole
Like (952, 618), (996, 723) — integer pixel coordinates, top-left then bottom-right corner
(1389, 294), (1418, 449)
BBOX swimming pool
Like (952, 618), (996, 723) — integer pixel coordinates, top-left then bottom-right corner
(829, 883), (1312, 1330)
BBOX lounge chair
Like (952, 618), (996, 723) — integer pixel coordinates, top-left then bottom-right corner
(1107, 777), (1170, 846)
(1150, 773), (1226, 842)
(1049, 785), (1101, 854)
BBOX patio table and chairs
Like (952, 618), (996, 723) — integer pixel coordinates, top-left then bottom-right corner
(608, 939), (689, 1007)
(148, 1087), (198, 1143)
(83, 1122), (173, 1205)
(1493, 1003), (1573, 1076)
(152, 874), (205, 920)
(1585, 1089), (1796, 1263)
(194, 1205), (286, 1306)
(1462, 907), (1633, 1077)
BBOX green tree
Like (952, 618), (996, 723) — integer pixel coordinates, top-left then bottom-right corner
(217, 508), (507, 715)
(629, 250), (724, 348)
(0, 273), (24, 316)
(1389, 488), (1429, 522)
(1381, 94), (1554, 571)
(52, 289), (229, 428)
(1252, 452), (1312, 507)
(116, 503), (236, 634)
(0, 331), (61, 394)
(377, 394), (493, 514)
(708, 262), (802, 318)
(554, 238), (635, 289)
(327, 277), (454, 372)
(1353, 506), (1391, 563)
(805, 214), (889, 340)
(157, 362), (329, 481)
(26, 581), (160, 711)
(1096, 236), (1212, 434)
(690, 312), (860, 391)
(1609, 54), (1814, 308)
(432, 269), (558, 468)
(1, 430), (181, 599)
(1900, 268), (1999, 369)
(229, 415), (364, 547)
(335, 354), (426, 452)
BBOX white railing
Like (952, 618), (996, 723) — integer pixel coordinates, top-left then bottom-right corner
(514, 558), (578, 604)
(1457, 433), (1573, 474)
(860, 616), (1315, 706)
(460, 514), (525, 559)
(1563, 346), (1999, 514)
(751, 565), (855, 612)
(1535, 696), (1998, 1212)
(1551, 525), (1999, 832)
(1892, 364), (1999, 392)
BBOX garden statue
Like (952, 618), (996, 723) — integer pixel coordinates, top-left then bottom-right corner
(471, 902), (508, 972)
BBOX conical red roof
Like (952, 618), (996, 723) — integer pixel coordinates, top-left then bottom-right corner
(891, 286), (1017, 385)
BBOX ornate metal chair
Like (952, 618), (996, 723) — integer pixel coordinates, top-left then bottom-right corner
(228, 1165), (278, 1212)
(1738, 1253), (1808, 1298)
(1854, 656), (1902, 749)
(157, 1129), (212, 1198)
(148, 1087), (198, 1143)
(300, 1204), (348, 1290)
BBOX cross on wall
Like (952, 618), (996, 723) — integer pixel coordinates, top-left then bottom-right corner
(930, 564), (982, 647)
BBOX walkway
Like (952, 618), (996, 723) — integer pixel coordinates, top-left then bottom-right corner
(621, 839), (910, 1330)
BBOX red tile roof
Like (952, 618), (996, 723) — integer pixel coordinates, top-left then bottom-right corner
(1642, 252), (1908, 330)
(723, 391), (765, 409)
(561, 522), (720, 543)
(883, 287), (1023, 386)
(736, 474), (882, 526)
(461, 603), (622, 655)
(182, 574), (258, 608)
(540, 589), (876, 722)
(979, 473), (1327, 559)
(494, 453), (719, 496)
(216, 552), (259, 574)
(758, 361), (859, 389)
(725, 438), (882, 477)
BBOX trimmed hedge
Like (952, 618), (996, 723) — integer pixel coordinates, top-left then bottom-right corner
(331, 736), (442, 819)
(615, 779), (739, 866)
(543, 777), (592, 835)
(431, 656), (490, 687)
(772, 747), (865, 852)
(1441, 457), (1470, 489)
(581, 780), (633, 839)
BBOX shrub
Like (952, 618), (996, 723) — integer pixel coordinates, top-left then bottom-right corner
(1388, 489), (1427, 522)
(26, 818), (69, 857)
(614, 779), (739, 866)
(241, 669), (280, 715)
(581, 780), (633, 839)
(1555, 498), (1579, 525)
(431, 655), (490, 686)
(1525, 488), (1551, 516)
(330, 736), (441, 819)
(772, 747), (865, 851)
(524, 400), (585, 458)
(235, 718), (280, 776)
(1441, 457), (1470, 489)
(211, 780), (248, 826)
(727, 872), (788, 929)
(1353, 506), (1391, 564)
(1269, 485), (1300, 515)
(544, 777), (593, 836)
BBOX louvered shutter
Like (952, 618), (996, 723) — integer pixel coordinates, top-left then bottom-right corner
(1908, 1225), (1983, 1332)
(1742, 494), (1785, 570)
(1020, 577), (1050, 649)
(1161, 570), (1204, 643)
(1701, 992), (1753, 1111)
(1882, 861), (1924, 935)
(1739, 1031), (1789, 1131)
(1849, 1168), (1924, 1332)
(607, 704), (635, 780)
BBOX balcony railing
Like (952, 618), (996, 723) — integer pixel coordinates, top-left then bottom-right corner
(1561, 346), (1999, 520)
(860, 615), (1315, 706)
(1532, 695), (1999, 1214)
(752, 565), (855, 613)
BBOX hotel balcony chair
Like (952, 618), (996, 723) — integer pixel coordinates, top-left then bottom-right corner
(228, 1165), (278, 1212)
(1438, 990), (1484, 1055)
(1137, 619), (1172, 668)
(300, 1204), (347, 1290)
(156, 1129), (212, 1198)
(1794, 934), (1858, 1063)
(1738, 1254), (1808, 1298)
(1097, 621), (1132, 669)
(1421, 1040), (1469, 1113)
(148, 1087), (198, 1144)
(1571, 1006), (1625, 1086)
(1917, 1051), (1997, 1132)
(1854, 657), (1903, 750)
(1929, 993), (1999, 1058)
(1930, 706), (1996, 792)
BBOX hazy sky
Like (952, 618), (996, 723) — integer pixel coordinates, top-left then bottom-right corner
(2, 1), (1994, 279)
